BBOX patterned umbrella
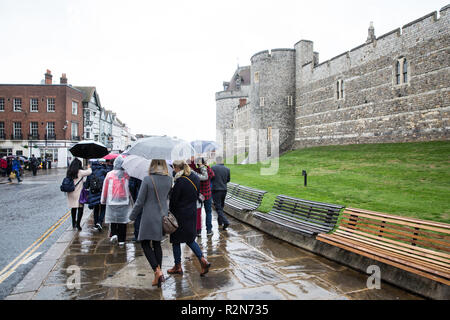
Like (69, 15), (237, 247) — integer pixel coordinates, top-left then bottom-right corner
(126, 136), (195, 161)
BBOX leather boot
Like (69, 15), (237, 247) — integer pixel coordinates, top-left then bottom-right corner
(76, 210), (83, 231)
(199, 257), (211, 276)
(152, 266), (164, 288)
(167, 263), (183, 275)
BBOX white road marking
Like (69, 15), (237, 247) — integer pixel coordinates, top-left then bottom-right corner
(20, 252), (42, 265)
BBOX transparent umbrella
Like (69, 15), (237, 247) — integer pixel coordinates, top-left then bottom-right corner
(122, 155), (173, 180)
(126, 136), (195, 161)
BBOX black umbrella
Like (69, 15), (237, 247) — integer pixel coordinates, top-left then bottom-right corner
(69, 140), (109, 159)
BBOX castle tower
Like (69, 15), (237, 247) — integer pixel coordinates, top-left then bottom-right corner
(250, 49), (296, 153)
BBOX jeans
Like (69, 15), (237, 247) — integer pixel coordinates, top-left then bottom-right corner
(172, 241), (203, 265)
(13, 170), (21, 182)
(204, 198), (213, 232)
(212, 190), (229, 226)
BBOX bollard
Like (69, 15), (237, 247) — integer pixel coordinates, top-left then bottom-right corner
(302, 170), (307, 187)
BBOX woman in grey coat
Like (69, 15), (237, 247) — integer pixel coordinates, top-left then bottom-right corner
(129, 159), (172, 287)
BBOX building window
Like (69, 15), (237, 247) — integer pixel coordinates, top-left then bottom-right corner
(14, 98), (22, 112)
(85, 127), (90, 139)
(286, 96), (294, 106)
(30, 122), (39, 138)
(72, 101), (78, 115)
(0, 122), (5, 139)
(254, 72), (260, 83)
(30, 98), (39, 112)
(47, 98), (55, 112)
(403, 59), (408, 83)
(395, 57), (409, 85)
(267, 127), (272, 141)
(13, 122), (22, 139)
(71, 122), (78, 140)
(336, 80), (344, 100)
(46, 122), (55, 139)
(0, 98), (4, 111)
(260, 97), (265, 107)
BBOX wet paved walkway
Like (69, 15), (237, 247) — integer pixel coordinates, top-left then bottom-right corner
(10, 210), (422, 300)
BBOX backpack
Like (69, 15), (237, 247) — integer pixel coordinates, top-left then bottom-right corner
(60, 177), (82, 193)
(90, 175), (103, 194)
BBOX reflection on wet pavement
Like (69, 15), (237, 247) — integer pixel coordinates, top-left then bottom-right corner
(32, 210), (423, 300)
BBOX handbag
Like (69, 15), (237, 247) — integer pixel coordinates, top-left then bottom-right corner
(150, 176), (178, 234)
(79, 187), (88, 204)
(10, 172), (16, 179)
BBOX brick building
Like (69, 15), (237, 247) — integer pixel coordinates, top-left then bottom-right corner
(0, 70), (83, 167)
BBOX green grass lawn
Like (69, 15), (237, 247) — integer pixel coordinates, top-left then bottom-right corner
(227, 141), (450, 223)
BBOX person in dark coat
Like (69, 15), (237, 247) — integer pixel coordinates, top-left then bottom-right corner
(167, 160), (211, 277)
(211, 156), (231, 230)
(30, 154), (38, 176)
(85, 161), (108, 231)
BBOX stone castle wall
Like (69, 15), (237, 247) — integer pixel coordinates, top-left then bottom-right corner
(216, 5), (450, 154)
(294, 6), (450, 149)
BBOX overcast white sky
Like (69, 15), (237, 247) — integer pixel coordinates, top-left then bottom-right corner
(0, 0), (448, 142)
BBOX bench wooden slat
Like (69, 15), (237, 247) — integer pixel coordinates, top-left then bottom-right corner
(271, 208), (339, 225)
(336, 228), (450, 270)
(341, 214), (450, 242)
(319, 233), (450, 280)
(317, 234), (450, 286)
(253, 212), (317, 235)
(340, 218), (450, 252)
(339, 222), (450, 259)
(317, 208), (450, 285)
(264, 211), (333, 232)
(224, 184), (267, 212)
(345, 209), (450, 234)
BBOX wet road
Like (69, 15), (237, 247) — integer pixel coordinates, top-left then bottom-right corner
(0, 169), (70, 299)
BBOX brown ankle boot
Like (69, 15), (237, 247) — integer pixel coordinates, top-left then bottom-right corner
(152, 266), (164, 287)
(200, 257), (211, 276)
(167, 263), (183, 275)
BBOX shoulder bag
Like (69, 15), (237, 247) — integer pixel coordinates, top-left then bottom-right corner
(150, 176), (178, 234)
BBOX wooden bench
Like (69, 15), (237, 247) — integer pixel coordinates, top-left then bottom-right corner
(225, 185), (267, 212)
(316, 208), (450, 285)
(253, 195), (344, 236)
(226, 182), (240, 200)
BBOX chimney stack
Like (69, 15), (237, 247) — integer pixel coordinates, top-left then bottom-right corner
(44, 69), (53, 85)
(60, 73), (67, 84)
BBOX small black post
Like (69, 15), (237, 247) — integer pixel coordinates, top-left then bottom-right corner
(302, 170), (307, 187)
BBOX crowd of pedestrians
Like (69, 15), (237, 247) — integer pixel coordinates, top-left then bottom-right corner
(63, 155), (231, 288)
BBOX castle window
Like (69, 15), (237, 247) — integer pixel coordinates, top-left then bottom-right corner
(395, 57), (409, 85)
(286, 96), (294, 106)
(403, 59), (408, 83)
(260, 97), (265, 107)
(267, 127), (272, 141)
(254, 72), (260, 83)
(396, 61), (401, 85)
(336, 80), (344, 100)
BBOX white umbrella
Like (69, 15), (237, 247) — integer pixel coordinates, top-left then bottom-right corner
(126, 136), (195, 161)
(122, 155), (173, 180)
